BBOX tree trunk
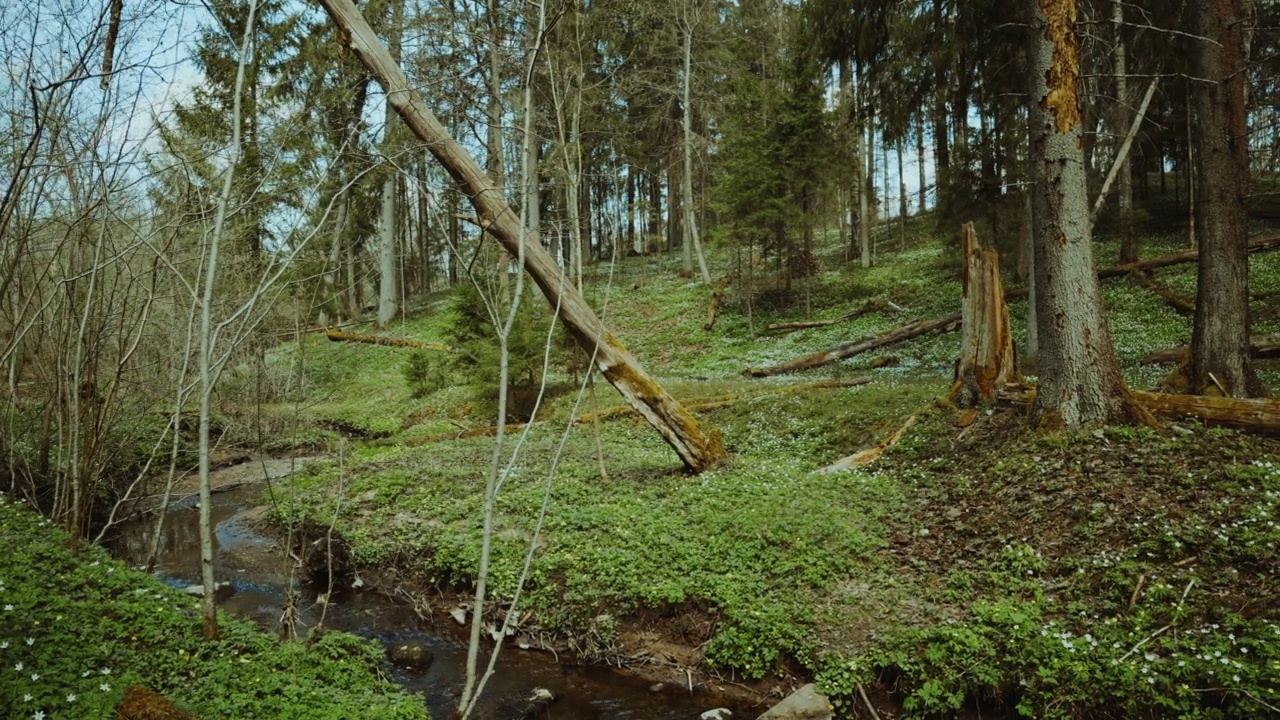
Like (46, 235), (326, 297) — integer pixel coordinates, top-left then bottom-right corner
(916, 115), (928, 214)
(952, 223), (1018, 405)
(376, 0), (404, 328)
(318, 0), (727, 472)
(1026, 0), (1132, 426)
(1188, 0), (1265, 397)
(897, 137), (907, 247)
(682, 14), (711, 285)
(1112, 0), (1137, 264)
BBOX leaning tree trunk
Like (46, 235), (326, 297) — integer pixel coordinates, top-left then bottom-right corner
(1188, 0), (1265, 397)
(318, 0), (726, 472)
(952, 223), (1018, 405)
(1026, 0), (1132, 426)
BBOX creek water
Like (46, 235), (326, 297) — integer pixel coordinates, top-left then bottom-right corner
(110, 459), (752, 720)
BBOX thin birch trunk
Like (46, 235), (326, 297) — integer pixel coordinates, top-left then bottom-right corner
(682, 9), (711, 285)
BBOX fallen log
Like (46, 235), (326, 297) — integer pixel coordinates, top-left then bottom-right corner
(998, 384), (1280, 435)
(814, 415), (917, 473)
(1128, 271), (1196, 314)
(1128, 391), (1280, 434)
(325, 328), (451, 352)
(745, 314), (961, 378)
(1097, 234), (1280, 279)
(703, 273), (736, 331)
(766, 299), (903, 332)
(1140, 335), (1280, 365)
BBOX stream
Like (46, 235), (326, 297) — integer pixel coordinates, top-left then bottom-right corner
(110, 458), (753, 719)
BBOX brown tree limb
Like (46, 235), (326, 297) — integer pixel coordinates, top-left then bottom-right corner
(814, 415), (917, 473)
(745, 314), (961, 377)
(325, 328), (451, 351)
(1097, 234), (1280, 278)
(318, 0), (726, 472)
(1128, 271), (1196, 314)
(766, 299), (904, 332)
(1140, 335), (1280, 365)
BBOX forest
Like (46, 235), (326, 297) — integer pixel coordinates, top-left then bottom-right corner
(2, 0), (1280, 717)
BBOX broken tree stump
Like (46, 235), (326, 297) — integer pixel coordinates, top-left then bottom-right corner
(1140, 335), (1280, 365)
(765, 299), (904, 332)
(951, 223), (1019, 405)
(745, 314), (961, 378)
(325, 328), (451, 351)
(704, 273), (736, 331)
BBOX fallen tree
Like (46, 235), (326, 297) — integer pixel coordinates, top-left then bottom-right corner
(318, 0), (726, 472)
(1096, 234), (1280, 279)
(814, 415), (916, 473)
(1140, 335), (1280, 365)
(998, 384), (1280, 435)
(766, 299), (904, 332)
(574, 377), (873, 424)
(744, 314), (961, 377)
(325, 328), (451, 351)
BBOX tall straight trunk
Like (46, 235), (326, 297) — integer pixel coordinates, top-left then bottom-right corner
(198, 0), (258, 640)
(1113, 0), (1137, 264)
(1188, 0), (1264, 397)
(319, 0), (727, 472)
(897, 138), (907, 247)
(861, 109), (875, 267)
(931, 0), (950, 218)
(681, 12), (711, 285)
(916, 116), (928, 214)
(486, 0), (507, 298)
(1026, 0), (1130, 426)
(627, 168), (639, 254)
(838, 57), (854, 259)
(377, 0), (404, 327)
(1186, 87), (1196, 248)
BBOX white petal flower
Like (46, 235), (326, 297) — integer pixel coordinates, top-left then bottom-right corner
(23, 694), (31, 702)
(66, 693), (75, 703)
(15, 661), (23, 671)
(99, 683), (111, 692)
(30, 672), (39, 680)
(25, 638), (33, 646)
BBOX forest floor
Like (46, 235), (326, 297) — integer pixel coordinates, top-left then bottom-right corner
(224, 215), (1280, 717)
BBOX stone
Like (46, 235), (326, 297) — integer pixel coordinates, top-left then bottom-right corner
(517, 687), (557, 717)
(756, 684), (833, 720)
(701, 709), (733, 720)
(449, 606), (467, 625)
(181, 581), (234, 601)
(387, 640), (434, 670)
(648, 682), (664, 693)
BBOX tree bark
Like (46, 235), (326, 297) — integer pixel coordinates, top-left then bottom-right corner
(1026, 0), (1132, 426)
(765, 299), (901, 332)
(376, 0), (403, 328)
(324, 328), (450, 351)
(681, 11), (711, 285)
(318, 0), (726, 472)
(1188, 0), (1265, 397)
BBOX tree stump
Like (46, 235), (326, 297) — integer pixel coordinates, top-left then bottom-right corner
(952, 223), (1019, 406)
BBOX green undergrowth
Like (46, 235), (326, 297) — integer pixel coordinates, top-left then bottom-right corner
(0, 496), (427, 719)
(814, 419), (1280, 718)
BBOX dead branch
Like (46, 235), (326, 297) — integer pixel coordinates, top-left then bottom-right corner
(766, 299), (903, 332)
(1128, 271), (1196, 314)
(745, 314), (961, 378)
(1140, 335), (1280, 365)
(814, 415), (917, 473)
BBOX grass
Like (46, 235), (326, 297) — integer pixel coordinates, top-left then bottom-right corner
(0, 495), (427, 719)
(244, 214), (1280, 717)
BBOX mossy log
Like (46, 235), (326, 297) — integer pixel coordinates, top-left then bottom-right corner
(703, 273), (736, 331)
(745, 315), (961, 378)
(1140, 335), (1280, 365)
(765, 299), (903, 332)
(324, 328), (451, 351)
(573, 376), (873, 424)
(951, 223), (1019, 406)
(318, 0), (726, 472)
(1128, 271), (1196, 314)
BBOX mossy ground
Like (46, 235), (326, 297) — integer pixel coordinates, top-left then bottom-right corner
(246, 215), (1279, 717)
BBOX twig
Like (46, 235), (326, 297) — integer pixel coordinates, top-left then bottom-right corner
(856, 682), (883, 720)
(1128, 573), (1146, 613)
